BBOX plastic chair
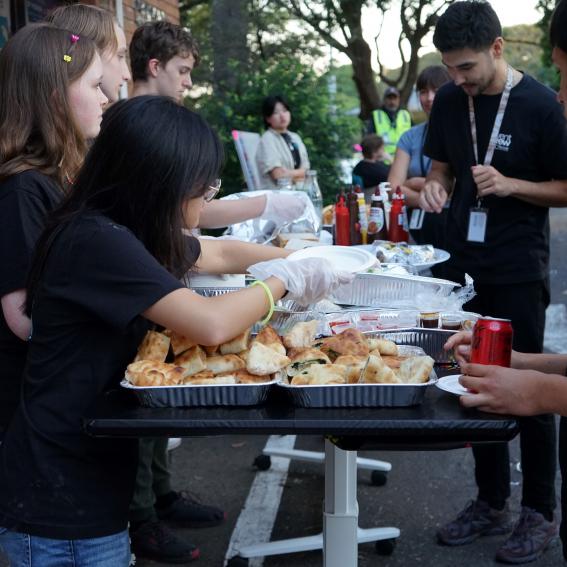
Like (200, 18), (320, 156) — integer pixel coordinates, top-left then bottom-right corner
(232, 130), (262, 191)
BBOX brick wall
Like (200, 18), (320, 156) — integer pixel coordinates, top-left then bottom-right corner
(96, 0), (180, 44)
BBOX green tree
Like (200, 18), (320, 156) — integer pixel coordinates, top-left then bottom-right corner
(190, 57), (359, 202)
(536, 0), (559, 89)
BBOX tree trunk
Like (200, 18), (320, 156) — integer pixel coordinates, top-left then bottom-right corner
(345, 37), (381, 120)
(211, 0), (249, 92)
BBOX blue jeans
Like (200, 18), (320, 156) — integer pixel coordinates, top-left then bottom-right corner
(0, 527), (131, 567)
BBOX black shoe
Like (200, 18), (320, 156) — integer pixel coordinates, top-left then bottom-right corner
(156, 490), (227, 528)
(130, 519), (200, 564)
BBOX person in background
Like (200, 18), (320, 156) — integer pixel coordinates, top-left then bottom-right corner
(443, 0), (567, 561)
(388, 65), (451, 252)
(0, 24), (107, 439)
(352, 134), (390, 191)
(255, 94), (310, 189)
(0, 95), (350, 566)
(420, 2), (567, 563)
(368, 86), (412, 160)
(130, 21), (306, 228)
(46, 3), (131, 103)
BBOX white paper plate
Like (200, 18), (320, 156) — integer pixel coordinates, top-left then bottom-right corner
(288, 245), (377, 273)
(353, 245), (450, 272)
(436, 374), (472, 396)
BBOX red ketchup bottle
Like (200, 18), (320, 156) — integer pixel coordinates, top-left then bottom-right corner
(388, 186), (409, 242)
(335, 195), (351, 246)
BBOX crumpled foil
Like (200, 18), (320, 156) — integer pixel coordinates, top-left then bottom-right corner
(372, 241), (436, 266)
(222, 190), (320, 244)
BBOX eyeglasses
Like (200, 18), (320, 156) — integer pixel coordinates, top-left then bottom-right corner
(203, 179), (221, 202)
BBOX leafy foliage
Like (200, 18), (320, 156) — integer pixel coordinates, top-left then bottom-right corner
(187, 57), (359, 202)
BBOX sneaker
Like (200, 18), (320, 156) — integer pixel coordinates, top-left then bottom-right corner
(437, 500), (512, 546)
(156, 490), (227, 529)
(130, 519), (199, 564)
(495, 507), (558, 564)
(167, 438), (182, 451)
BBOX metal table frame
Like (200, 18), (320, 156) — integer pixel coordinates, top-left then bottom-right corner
(84, 386), (518, 567)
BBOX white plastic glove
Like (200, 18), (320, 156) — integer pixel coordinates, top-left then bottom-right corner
(248, 257), (354, 306)
(261, 192), (307, 224)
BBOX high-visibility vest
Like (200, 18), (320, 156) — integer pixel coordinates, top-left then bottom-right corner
(372, 108), (412, 158)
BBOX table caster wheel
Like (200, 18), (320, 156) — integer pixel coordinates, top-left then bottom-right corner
(370, 470), (387, 486)
(375, 538), (396, 556)
(227, 556), (249, 567)
(253, 454), (271, 470)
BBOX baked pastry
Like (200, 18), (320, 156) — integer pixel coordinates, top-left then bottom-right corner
(202, 344), (219, 356)
(218, 369), (272, 384)
(220, 329), (251, 355)
(397, 355), (434, 384)
(185, 375), (237, 385)
(317, 328), (369, 360)
(134, 331), (170, 362)
(367, 339), (398, 356)
(361, 355), (400, 384)
(246, 341), (290, 375)
(287, 348), (331, 377)
(163, 329), (195, 356)
(182, 370), (214, 383)
(205, 354), (245, 374)
(291, 364), (346, 385)
(255, 325), (286, 356)
(174, 345), (207, 377)
(283, 320), (319, 349)
(334, 354), (368, 384)
(126, 360), (185, 386)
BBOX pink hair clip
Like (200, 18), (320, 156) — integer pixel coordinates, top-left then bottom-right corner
(70, 34), (80, 44)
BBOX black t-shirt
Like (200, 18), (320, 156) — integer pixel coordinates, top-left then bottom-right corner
(0, 170), (62, 430)
(0, 214), (195, 539)
(424, 75), (567, 285)
(352, 160), (390, 188)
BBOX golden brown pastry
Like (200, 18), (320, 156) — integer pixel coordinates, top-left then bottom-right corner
(185, 376), (237, 385)
(361, 355), (400, 384)
(246, 342), (290, 375)
(374, 339), (398, 356)
(221, 369), (273, 384)
(163, 329), (195, 356)
(291, 364), (346, 385)
(182, 370), (214, 383)
(174, 345), (207, 377)
(318, 328), (369, 360)
(202, 344), (219, 356)
(283, 320), (319, 349)
(334, 354), (368, 384)
(205, 354), (245, 374)
(126, 360), (185, 386)
(255, 325), (286, 356)
(286, 348), (331, 377)
(219, 329), (251, 355)
(134, 331), (170, 362)
(397, 355), (435, 384)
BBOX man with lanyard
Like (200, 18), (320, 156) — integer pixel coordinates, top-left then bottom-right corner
(369, 86), (412, 161)
(420, 1), (567, 564)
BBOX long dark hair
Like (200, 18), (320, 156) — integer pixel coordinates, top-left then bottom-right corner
(26, 96), (224, 312)
(0, 23), (97, 186)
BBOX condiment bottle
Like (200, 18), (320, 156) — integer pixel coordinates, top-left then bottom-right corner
(347, 188), (361, 245)
(355, 186), (368, 244)
(367, 189), (388, 244)
(388, 186), (409, 242)
(335, 195), (350, 246)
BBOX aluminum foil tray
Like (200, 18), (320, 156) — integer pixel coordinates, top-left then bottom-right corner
(365, 328), (457, 364)
(278, 345), (436, 408)
(330, 273), (458, 307)
(191, 287), (242, 298)
(120, 379), (277, 407)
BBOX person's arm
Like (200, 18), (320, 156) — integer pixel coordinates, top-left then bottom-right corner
(459, 363), (567, 417)
(470, 166), (567, 207)
(270, 166), (306, 182)
(198, 196), (267, 229)
(388, 148), (422, 207)
(419, 160), (453, 213)
(194, 239), (289, 274)
(1, 290), (31, 341)
(143, 279), (287, 346)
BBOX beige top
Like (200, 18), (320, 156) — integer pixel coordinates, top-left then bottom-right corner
(255, 128), (310, 189)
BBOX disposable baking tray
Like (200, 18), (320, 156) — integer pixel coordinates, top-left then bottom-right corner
(120, 378), (277, 407)
(277, 345), (437, 408)
(330, 272), (458, 307)
(364, 328), (457, 364)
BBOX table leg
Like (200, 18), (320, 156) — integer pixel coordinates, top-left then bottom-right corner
(323, 439), (359, 567)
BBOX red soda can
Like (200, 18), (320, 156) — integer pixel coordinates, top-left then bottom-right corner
(471, 317), (513, 367)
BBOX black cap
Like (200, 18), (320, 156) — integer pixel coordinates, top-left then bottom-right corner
(384, 86), (400, 97)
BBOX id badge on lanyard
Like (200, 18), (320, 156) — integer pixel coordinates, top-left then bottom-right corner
(466, 66), (513, 244)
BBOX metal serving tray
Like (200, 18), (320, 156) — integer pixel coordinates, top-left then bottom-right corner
(330, 272), (458, 307)
(120, 378), (277, 407)
(365, 328), (457, 364)
(278, 345), (436, 408)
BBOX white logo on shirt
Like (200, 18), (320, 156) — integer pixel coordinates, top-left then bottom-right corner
(496, 133), (512, 152)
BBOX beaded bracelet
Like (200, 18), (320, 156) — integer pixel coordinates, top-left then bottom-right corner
(250, 280), (275, 325)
